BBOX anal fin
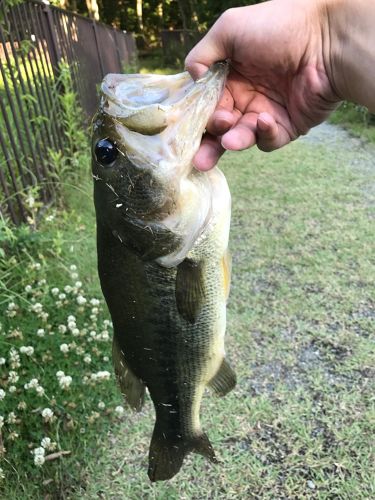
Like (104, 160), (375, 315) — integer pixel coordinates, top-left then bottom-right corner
(112, 337), (145, 411)
(208, 358), (236, 396)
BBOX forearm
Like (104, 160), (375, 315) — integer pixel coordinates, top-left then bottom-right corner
(325, 0), (375, 111)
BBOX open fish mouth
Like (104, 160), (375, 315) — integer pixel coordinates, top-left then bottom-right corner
(99, 62), (228, 171)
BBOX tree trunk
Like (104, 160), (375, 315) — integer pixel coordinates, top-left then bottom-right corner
(136, 0), (143, 31)
(177, 0), (199, 30)
(86, 0), (100, 21)
(59, 0), (77, 12)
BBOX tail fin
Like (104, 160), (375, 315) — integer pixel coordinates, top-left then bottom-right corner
(148, 428), (217, 482)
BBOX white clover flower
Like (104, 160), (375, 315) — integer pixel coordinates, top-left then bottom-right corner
(51, 287), (59, 296)
(90, 371), (111, 382)
(75, 281), (82, 289)
(59, 375), (72, 390)
(64, 285), (73, 294)
(31, 302), (43, 314)
(71, 273), (79, 280)
(7, 412), (17, 424)
(25, 285), (33, 293)
(89, 330), (96, 338)
(58, 324), (67, 334)
(58, 293), (66, 300)
(33, 447), (45, 466)
(38, 279), (46, 286)
(68, 321), (76, 331)
(24, 378), (39, 390)
(67, 315), (76, 322)
(0, 358), (5, 366)
(20, 346), (34, 356)
(83, 354), (91, 364)
(115, 406), (125, 416)
(56, 370), (65, 379)
(8, 385), (17, 393)
(101, 330), (109, 342)
(41, 437), (51, 449)
(0, 416), (4, 429)
(98, 401), (105, 410)
(7, 302), (17, 311)
(40, 312), (49, 322)
(75, 346), (84, 355)
(60, 343), (69, 354)
(0, 389), (5, 401)
(9, 348), (21, 369)
(72, 328), (80, 337)
(70, 264), (77, 272)
(36, 328), (45, 337)
(17, 401), (27, 410)
(36, 385), (45, 396)
(76, 295), (87, 306)
(90, 298), (100, 306)
(103, 319), (113, 328)
(103, 356), (109, 362)
(32, 262), (42, 271)
(8, 371), (19, 384)
(41, 408), (54, 422)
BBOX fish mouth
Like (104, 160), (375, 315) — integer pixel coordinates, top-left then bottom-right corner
(100, 62), (228, 173)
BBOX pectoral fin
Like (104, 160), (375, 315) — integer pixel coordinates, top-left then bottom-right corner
(112, 338), (145, 411)
(175, 259), (206, 324)
(208, 358), (236, 396)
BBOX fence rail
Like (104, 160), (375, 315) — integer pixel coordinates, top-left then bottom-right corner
(0, 0), (136, 225)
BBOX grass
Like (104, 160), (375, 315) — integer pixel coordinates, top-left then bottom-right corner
(1, 100), (374, 497)
(74, 134), (374, 499)
(330, 102), (375, 144)
(138, 49), (183, 75)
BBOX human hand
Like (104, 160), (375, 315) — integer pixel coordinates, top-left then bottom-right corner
(185, 0), (341, 170)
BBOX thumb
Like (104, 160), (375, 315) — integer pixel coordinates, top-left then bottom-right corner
(185, 14), (230, 80)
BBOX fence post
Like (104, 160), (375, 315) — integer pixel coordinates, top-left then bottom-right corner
(114, 30), (123, 72)
(92, 20), (105, 79)
(42, 3), (62, 74)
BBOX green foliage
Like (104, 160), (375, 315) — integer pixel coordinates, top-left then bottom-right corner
(0, 53), (88, 225)
(50, 61), (89, 190)
(330, 102), (375, 143)
(63, 0), (265, 39)
(0, 169), (125, 498)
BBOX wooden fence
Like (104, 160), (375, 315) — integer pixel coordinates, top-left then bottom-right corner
(0, 0), (136, 225)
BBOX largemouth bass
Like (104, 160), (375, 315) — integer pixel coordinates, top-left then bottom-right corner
(91, 63), (236, 482)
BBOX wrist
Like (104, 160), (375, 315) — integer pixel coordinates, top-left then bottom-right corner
(323, 0), (375, 110)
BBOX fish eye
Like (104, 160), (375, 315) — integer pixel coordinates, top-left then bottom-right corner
(95, 138), (118, 166)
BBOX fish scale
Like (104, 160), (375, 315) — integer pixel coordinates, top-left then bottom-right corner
(92, 63), (236, 482)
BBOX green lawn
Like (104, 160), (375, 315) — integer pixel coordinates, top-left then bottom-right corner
(1, 125), (374, 498)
